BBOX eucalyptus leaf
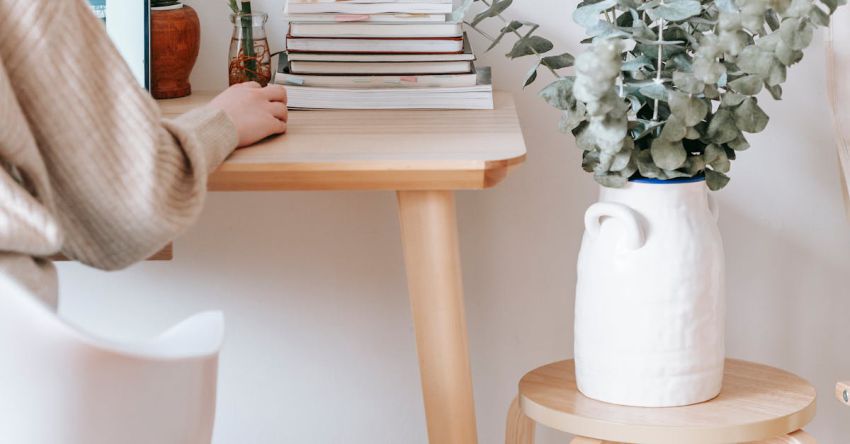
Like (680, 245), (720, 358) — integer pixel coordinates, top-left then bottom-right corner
(524, 63), (539, 87)
(622, 54), (654, 72)
(821, 0), (844, 13)
(610, 148), (633, 171)
(737, 46), (775, 76)
(507, 35), (554, 58)
(560, 102), (587, 132)
(673, 72), (705, 95)
(766, 61), (786, 86)
(727, 133), (751, 150)
(779, 17), (814, 50)
(637, 148), (664, 178)
(705, 144), (731, 172)
(705, 169), (731, 190)
(573, 0), (617, 28)
(594, 172), (628, 187)
(765, 83), (783, 100)
(775, 41), (804, 66)
(646, 0), (702, 21)
(541, 53), (576, 69)
(707, 109), (740, 144)
(650, 138), (688, 170)
(727, 75), (763, 95)
(703, 143), (724, 163)
(471, 0), (514, 26)
(669, 91), (708, 126)
(639, 82), (669, 101)
(539, 78), (577, 110)
(660, 117), (688, 141)
(733, 97), (769, 133)
(721, 92), (746, 107)
(809, 5), (830, 26)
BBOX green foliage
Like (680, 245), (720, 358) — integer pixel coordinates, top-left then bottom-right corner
(461, 0), (846, 190)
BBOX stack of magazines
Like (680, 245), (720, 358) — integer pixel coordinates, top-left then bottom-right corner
(278, 0), (493, 109)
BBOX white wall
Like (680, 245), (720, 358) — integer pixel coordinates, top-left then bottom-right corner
(58, 1), (850, 442)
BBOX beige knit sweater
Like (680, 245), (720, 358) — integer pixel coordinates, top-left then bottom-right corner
(0, 0), (238, 307)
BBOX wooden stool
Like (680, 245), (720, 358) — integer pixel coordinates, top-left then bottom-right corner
(506, 359), (817, 444)
(837, 381), (850, 407)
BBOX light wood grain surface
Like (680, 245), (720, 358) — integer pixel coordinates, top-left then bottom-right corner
(397, 190), (477, 443)
(158, 92), (527, 191)
(505, 397), (536, 444)
(837, 381), (850, 406)
(518, 359), (816, 444)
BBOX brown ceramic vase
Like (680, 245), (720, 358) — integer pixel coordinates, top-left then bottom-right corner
(151, 5), (200, 99)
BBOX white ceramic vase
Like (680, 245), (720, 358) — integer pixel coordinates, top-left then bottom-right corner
(574, 177), (725, 407)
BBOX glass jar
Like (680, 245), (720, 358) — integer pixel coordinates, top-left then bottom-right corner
(228, 12), (272, 86)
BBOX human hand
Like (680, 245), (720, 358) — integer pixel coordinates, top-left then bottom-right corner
(209, 82), (288, 148)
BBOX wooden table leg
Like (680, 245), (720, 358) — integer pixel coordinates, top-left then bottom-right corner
(397, 190), (478, 444)
(505, 397), (535, 444)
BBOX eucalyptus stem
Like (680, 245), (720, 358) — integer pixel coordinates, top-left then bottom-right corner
(240, 1), (257, 81)
(479, 0), (563, 79)
(652, 17), (664, 121)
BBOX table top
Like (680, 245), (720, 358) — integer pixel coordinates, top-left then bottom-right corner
(158, 92), (526, 191)
(519, 359), (816, 444)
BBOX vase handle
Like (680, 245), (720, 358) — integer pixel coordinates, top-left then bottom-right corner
(707, 193), (720, 221)
(584, 202), (646, 250)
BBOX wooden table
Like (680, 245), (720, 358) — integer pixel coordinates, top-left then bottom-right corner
(160, 92), (527, 444)
(506, 359), (818, 444)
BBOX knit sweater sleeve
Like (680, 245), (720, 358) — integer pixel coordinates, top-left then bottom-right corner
(0, 0), (238, 269)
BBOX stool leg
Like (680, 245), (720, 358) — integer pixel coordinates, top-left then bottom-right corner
(505, 397), (535, 444)
(749, 430), (816, 443)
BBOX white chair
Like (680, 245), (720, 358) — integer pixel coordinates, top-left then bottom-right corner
(0, 275), (224, 444)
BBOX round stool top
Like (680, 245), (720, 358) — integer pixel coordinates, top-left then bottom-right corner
(519, 359), (816, 444)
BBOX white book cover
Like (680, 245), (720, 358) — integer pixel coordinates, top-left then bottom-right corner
(284, 13), (447, 22)
(289, 22), (463, 38)
(277, 71), (477, 88)
(282, 84), (494, 110)
(287, 0), (450, 4)
(290, 60), (473, 74)
(286, 36), (464, 53)
(286, 37), (474, 62)
(286, 51), (475, 62)
(275, 55), (493, 109)
(285, 2), (452, 14)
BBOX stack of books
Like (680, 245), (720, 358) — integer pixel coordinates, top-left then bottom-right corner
(278, 0), (493, 110)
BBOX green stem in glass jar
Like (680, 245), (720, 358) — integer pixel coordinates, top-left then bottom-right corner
(240, 1), (257, 81)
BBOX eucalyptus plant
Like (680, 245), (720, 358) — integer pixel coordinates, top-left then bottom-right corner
(459, 0), (844, 189)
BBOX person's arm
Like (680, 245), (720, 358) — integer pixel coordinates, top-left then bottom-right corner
(0, 0), (286, 269)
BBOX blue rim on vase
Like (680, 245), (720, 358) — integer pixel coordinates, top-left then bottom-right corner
(630, 175), (706, 184)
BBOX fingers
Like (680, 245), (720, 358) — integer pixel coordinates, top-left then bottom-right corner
(236, 81), (262, 89)
(262, 84), (288, 103)
(270, 117), (287, 134)
(268, 101), (288, 122)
